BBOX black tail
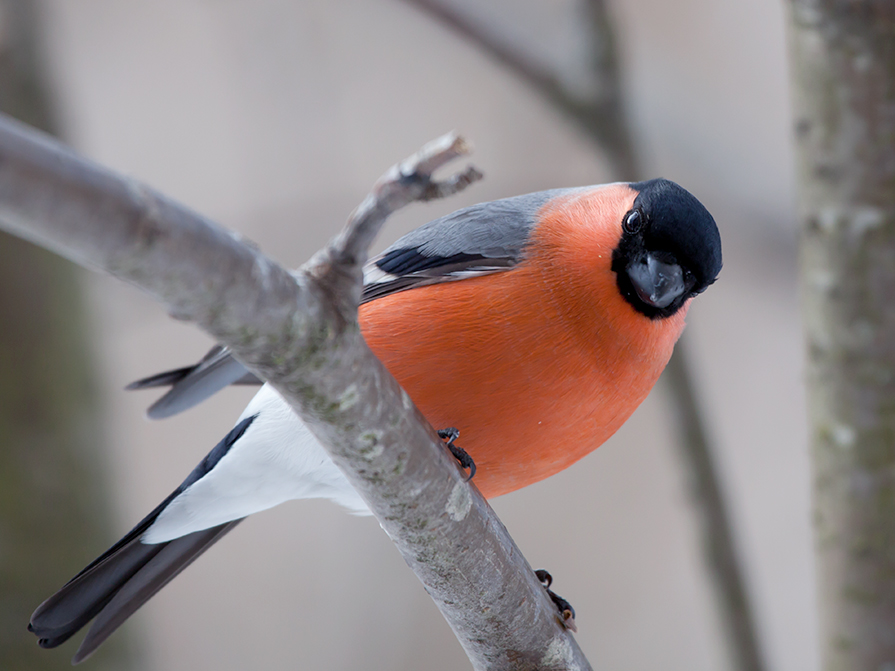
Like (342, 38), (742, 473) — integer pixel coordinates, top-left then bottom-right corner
(30, 414), (259, 662)
(30, 517), (241, 664)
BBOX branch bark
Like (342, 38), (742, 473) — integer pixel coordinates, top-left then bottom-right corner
(0, 115), (592, 671)
(788, 2), (895, 668)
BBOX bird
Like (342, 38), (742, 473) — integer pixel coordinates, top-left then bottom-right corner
(28, 178), (722, 663)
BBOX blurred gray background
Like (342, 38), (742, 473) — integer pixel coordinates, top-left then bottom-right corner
(12, 0), (811, 669)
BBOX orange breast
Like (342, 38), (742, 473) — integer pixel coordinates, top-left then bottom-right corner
(359, 185), (688, 498)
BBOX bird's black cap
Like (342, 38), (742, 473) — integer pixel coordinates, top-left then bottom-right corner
(613, 179), (722, 319)
(630, 179), (722, 288)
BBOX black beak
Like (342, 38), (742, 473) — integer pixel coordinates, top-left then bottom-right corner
(627, 253), (687, 309)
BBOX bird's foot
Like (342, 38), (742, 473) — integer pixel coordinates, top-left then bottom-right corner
(535, 569), (577, 632)
(437, 427), (475, 481)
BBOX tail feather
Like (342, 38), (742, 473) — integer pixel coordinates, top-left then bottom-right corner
(29, 539), (165, 648)
(30, 520), (241, 664)
(30, 415), (258, 661)
(29, 489), (181, 646)
(73, 521), (241, 664)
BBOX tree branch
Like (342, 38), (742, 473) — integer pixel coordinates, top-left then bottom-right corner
(0, 114), (591, 670)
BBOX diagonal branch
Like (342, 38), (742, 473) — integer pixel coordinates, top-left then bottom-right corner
(0, 114), (591, 671)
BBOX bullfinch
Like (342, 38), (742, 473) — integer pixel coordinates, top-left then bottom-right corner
(28, 179), (722, 662)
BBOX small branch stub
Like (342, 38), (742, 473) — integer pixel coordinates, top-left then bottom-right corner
(332, 132), (482, 269)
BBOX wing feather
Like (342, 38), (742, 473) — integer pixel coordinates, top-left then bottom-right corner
(128, 189), (564, 415)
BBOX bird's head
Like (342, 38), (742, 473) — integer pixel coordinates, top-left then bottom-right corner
(611, 179), (722, 319)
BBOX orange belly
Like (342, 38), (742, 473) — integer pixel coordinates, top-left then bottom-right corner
(359, 262), (683, 498)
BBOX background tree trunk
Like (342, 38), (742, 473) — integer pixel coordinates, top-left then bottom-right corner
(0, 1), (128, 668)
(788, 1), (895, 668)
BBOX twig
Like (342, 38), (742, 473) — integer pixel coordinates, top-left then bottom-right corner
(0, 115), (591, 671)
(328, 134), (482, 271)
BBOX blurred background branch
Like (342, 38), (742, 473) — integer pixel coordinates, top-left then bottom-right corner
(398, 0), (636, 179)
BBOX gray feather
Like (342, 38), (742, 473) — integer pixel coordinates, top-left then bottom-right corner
(382, 189), (563, 259)
(139, 347), (261, 419)
(129, 188), (575, 416)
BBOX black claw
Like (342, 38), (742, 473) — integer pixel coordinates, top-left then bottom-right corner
(451, 445), (476, 481)
(535, 569), (553, 588)
(437, 427), (459, 443)
(438, 427), (476, 481)
(536, 569), (577, 632)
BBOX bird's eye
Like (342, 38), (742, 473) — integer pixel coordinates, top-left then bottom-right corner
(623, 209), (643, 234)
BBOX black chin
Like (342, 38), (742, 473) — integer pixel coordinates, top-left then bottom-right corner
(612, 247), (690, 319)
